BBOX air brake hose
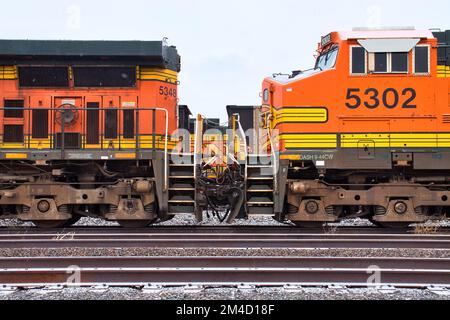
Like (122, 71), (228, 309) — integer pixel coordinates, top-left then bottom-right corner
(226, 188), (245, 224)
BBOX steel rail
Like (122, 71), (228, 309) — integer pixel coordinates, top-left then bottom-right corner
(1, 257), (450, 288)
(1, 267), (449, 287)
(0, 236), (449, 249)
(0, 225), (448, 235)
(0, 232), (450, 240)
(1, 256), (449, 269)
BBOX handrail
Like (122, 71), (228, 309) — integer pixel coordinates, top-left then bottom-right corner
(267, 114), (278, 194)
(194, 114), (204, 178)
(153, 108), (169, 192)
(0, 106), (170, 191)
(232, 113), (248, 163)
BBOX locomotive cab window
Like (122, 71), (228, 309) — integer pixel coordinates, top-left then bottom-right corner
(263, 89), (269, 103)
(351, 46), (367, 74)
(374, 53), (388, 73)
(315, 46), (339, 71)
(368, 52), (409, 74)
(414, 46), (430, 74)
(392, 52), (408, 73)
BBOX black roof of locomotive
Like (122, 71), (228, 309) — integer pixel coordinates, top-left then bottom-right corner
(0, 39), (181, 72)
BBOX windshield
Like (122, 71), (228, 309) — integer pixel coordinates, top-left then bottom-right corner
(315, 46), (339, 71)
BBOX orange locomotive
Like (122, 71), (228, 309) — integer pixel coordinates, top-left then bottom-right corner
(0, 40), (180, 227)
(1, 29), (450, 229)
(261, 28), (450, 227)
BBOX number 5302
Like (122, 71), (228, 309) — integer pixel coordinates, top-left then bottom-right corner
(345, 88), (417, 110)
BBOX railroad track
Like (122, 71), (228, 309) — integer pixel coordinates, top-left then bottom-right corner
(0, 230), (450, 249)
(1, 256), (449, 288)
(1, 225), (449, 235)
(1, 228), (450, 289)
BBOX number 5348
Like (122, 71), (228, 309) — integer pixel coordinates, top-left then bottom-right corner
(345, 88), (417, 109)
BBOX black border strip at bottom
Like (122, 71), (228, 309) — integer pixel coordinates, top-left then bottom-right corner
(0, 300), (446, 319)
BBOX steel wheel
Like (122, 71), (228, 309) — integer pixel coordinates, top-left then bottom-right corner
(63, 214), (83, 227)
(33, 220), (70, 229)
(292, 221), (325, 228)
(118, 220), (153, 228)
(370, 220), (412, 229)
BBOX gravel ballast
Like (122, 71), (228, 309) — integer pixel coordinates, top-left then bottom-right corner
(1, 215), (449, 228)
(1, 286), (449, 301)
(1, 248), (450, 259)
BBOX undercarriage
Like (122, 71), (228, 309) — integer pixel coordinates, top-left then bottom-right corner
(0, 160), (159, 228)
(284, 165), (450, 228)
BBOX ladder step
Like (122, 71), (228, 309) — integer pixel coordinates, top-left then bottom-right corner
(247, 202), (274, 206)
(171, 183), (194, 188)
(247, 165), (273, 168)
(247, 185), (273, 192)
(169, 169), (194, 175)
(169, 176), (195, 179)
(247, 177), (274, 180)
(247, 189), (274, 193)
(169, 200), (196, 204)
(170, 195), (195, 200)
(169, 205), (195, 214)
(170, 188), (195, 191)
(247, 197), (274, 206)
(248, 154), (272, 158)
(170, 164), (194, 167)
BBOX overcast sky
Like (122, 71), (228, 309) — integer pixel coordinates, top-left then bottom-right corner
(1, 0), (449, 121)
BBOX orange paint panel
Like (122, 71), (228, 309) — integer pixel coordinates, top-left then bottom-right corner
(340, 119), (390, 133)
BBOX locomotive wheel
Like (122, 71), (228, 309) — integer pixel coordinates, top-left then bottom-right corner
(63, 214), (83, 227)
(368, 218), (384, 228)
(33, 220), (70, 229)
(118, 204), (157, 228)
(118, 220), (153, 228)
(371, 221), (413, 229)
(370, 206), (429, 229)
(292, 222), (325, 228)
(369, 217), (412, 229)
(158, 214), (175, 223)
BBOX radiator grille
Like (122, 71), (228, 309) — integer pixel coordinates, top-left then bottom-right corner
(32, 110), (49, 138)
(55, 133), (81, 149)
(86, 102), (100, 144)
(4, 99), (24, 118)
(123, 109), (135, 139)
(105, 109), (118, 139)
(3, 125), (24, 143)
(444, 114), (450, 124)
